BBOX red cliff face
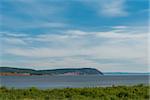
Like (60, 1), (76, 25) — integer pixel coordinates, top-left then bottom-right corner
(63, 72), (80, 76)
(0, 72), (30, 76)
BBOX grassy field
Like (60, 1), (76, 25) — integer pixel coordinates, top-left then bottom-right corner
(0, 84), (149, 100)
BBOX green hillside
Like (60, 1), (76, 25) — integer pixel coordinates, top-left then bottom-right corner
(0, 67), (103, 75)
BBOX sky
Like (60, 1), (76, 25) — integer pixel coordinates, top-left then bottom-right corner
(0, 0), (149, 72)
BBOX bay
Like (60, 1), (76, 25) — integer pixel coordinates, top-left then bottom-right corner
(0, 75), (149, 89)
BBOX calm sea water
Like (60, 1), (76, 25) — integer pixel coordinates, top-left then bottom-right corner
(0, 75), (149, 89)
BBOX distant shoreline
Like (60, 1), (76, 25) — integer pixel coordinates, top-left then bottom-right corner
(1, 67), (149, 76)
(0, 72), (149, 76)
(0, 67), (103, 76)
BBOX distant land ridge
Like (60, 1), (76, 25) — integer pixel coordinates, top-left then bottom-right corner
(0, 67), (103, 76)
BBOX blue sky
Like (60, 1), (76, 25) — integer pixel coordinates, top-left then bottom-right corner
(0, 0), (149, 72)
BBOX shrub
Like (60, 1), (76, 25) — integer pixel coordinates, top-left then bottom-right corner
(0, 85), (149, 100)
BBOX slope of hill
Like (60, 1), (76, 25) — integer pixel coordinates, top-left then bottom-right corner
(0, 67), (103, 76)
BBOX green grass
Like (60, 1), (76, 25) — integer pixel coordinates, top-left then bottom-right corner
(0, 84), (149, 100)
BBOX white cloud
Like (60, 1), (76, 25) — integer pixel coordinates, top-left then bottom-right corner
(65, 29), (147, 40)
(1, 0), (148, 72)
(0, 31), (28, 37)
(1, 56), (148, 72)
(99, 0), (128, 17)
(1, 26), (148, 72)
(5, 48), (73, 57)
(82, 0), (128, 17)
(1, 0), (67, 30)
(95, 31), (147, 39)
(3, 38), (27, 45)
(3, 30), (147, 64)
(20, 22), (67, 29)
(2, 27), (148, 57)
(112, 26), (127, 29)
(66, 30), (88, 36)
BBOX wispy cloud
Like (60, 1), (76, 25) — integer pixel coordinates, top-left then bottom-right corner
(1, 0), (148, 72)
(2, 38), (26, 45)
(99, 0), (128, 17)
(1, 0), (67, 31)
(0, 31), (28, 37)
(112, 26), (127, 29)
(81, 0), (128, 17)
(1, 26), (148, 72)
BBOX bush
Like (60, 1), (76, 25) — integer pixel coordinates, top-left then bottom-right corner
(0, 85), (149, 100)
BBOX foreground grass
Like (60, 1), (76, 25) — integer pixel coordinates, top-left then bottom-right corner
(0, 84), (149, 100)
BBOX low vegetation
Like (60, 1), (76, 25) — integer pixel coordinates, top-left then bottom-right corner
(0, 84), (149, 100)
